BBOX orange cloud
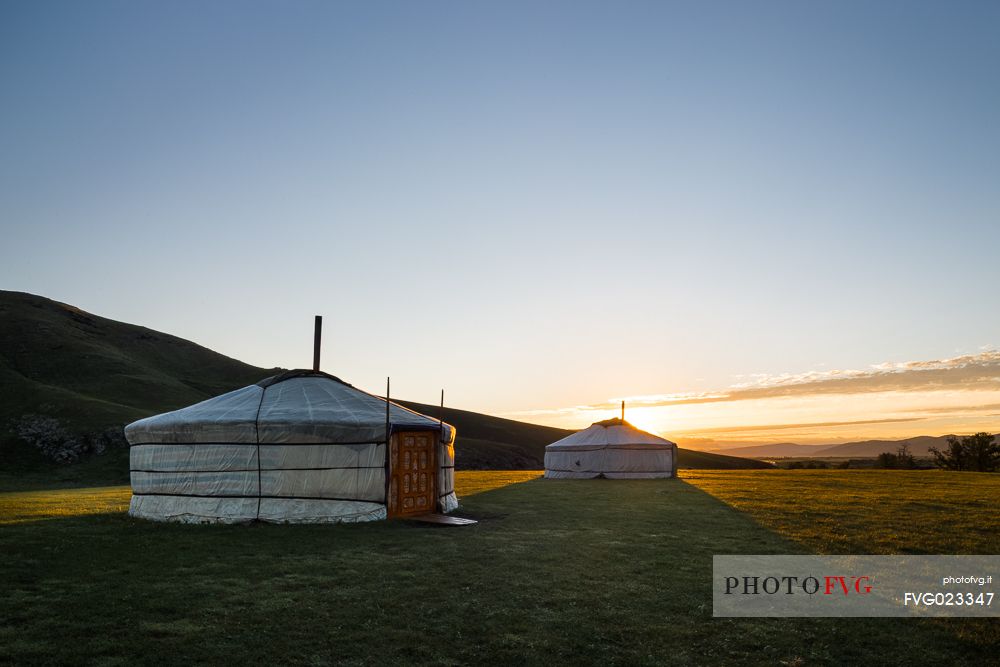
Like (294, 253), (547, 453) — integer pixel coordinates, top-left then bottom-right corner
(509, 350), (1000, 417)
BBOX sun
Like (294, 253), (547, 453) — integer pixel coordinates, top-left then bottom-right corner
(621, 405), (669, 436)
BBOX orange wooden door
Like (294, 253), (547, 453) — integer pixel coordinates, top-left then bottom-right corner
(388, 431), (436, 517)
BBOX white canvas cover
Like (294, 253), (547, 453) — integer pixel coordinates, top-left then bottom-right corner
(544, 418), (677, 479)
(125, 370), (457, 523)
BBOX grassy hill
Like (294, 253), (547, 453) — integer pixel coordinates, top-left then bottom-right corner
(707, 442), (825, 458)
(674, 447), (770, 469)
(396, 400), (572, 469)
(398, 400), (770, 470)
(0, 290), (273, 431)
(0, 290), (769, 480)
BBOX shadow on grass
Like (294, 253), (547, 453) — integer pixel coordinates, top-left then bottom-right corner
(455, 474), (802, 549)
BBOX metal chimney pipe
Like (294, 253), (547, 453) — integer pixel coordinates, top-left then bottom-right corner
(313, 315), (322, 371)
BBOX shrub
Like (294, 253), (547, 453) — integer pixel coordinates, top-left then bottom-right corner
(929, 433), (999, 472)
(876, 444), (917, 469)
(90, 426), (127, 455)
(9, 415), (127, 464)
(895, 444), (917, 469)
(876, 451), (897, 469)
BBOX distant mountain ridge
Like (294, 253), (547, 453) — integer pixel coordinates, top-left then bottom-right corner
(0, 291), (769, 476)
(714, 435), (960, 459)
(814, 435), (952, 458)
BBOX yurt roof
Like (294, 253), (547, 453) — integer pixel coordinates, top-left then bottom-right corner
(125, 370), (454, 445)
(545, 418), (675, 450)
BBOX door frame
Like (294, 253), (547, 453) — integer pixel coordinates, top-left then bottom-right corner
(387, 430), (438, 518)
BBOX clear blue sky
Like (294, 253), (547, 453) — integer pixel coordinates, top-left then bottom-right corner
(2, 1), (999, 434)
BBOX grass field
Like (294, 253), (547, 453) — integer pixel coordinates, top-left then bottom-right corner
(1, 470), (998, 665)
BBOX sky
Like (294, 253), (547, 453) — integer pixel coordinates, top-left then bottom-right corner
(2, 1), (999, 447)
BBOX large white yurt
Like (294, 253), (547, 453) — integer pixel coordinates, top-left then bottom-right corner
(544, 418), (677, 479)
(124, 370), (457, 524)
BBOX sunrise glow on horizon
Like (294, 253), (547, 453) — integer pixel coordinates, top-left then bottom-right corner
(505, 350), (1000, 447)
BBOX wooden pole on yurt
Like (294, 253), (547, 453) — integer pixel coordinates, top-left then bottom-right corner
(313, 315), (322, 371)
(439, 389), (445, 442)
(385, 377), (391, 440)
(621, 400), (625, 422)
(384, 376), (391, 512)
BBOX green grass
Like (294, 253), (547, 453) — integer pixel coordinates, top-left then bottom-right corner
(682, 469), (1000, 554)
(0, 485), (129, 525)
(1, 470), (997, 665)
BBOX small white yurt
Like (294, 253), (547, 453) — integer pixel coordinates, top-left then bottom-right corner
(544, 418), (677, 479)
(124, 370), (457, 524)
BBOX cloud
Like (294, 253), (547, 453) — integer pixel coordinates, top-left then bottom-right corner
(629, 350), (1000, 407)
(909, 402), (1000, 416)
(508, 349), (1000, 417)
